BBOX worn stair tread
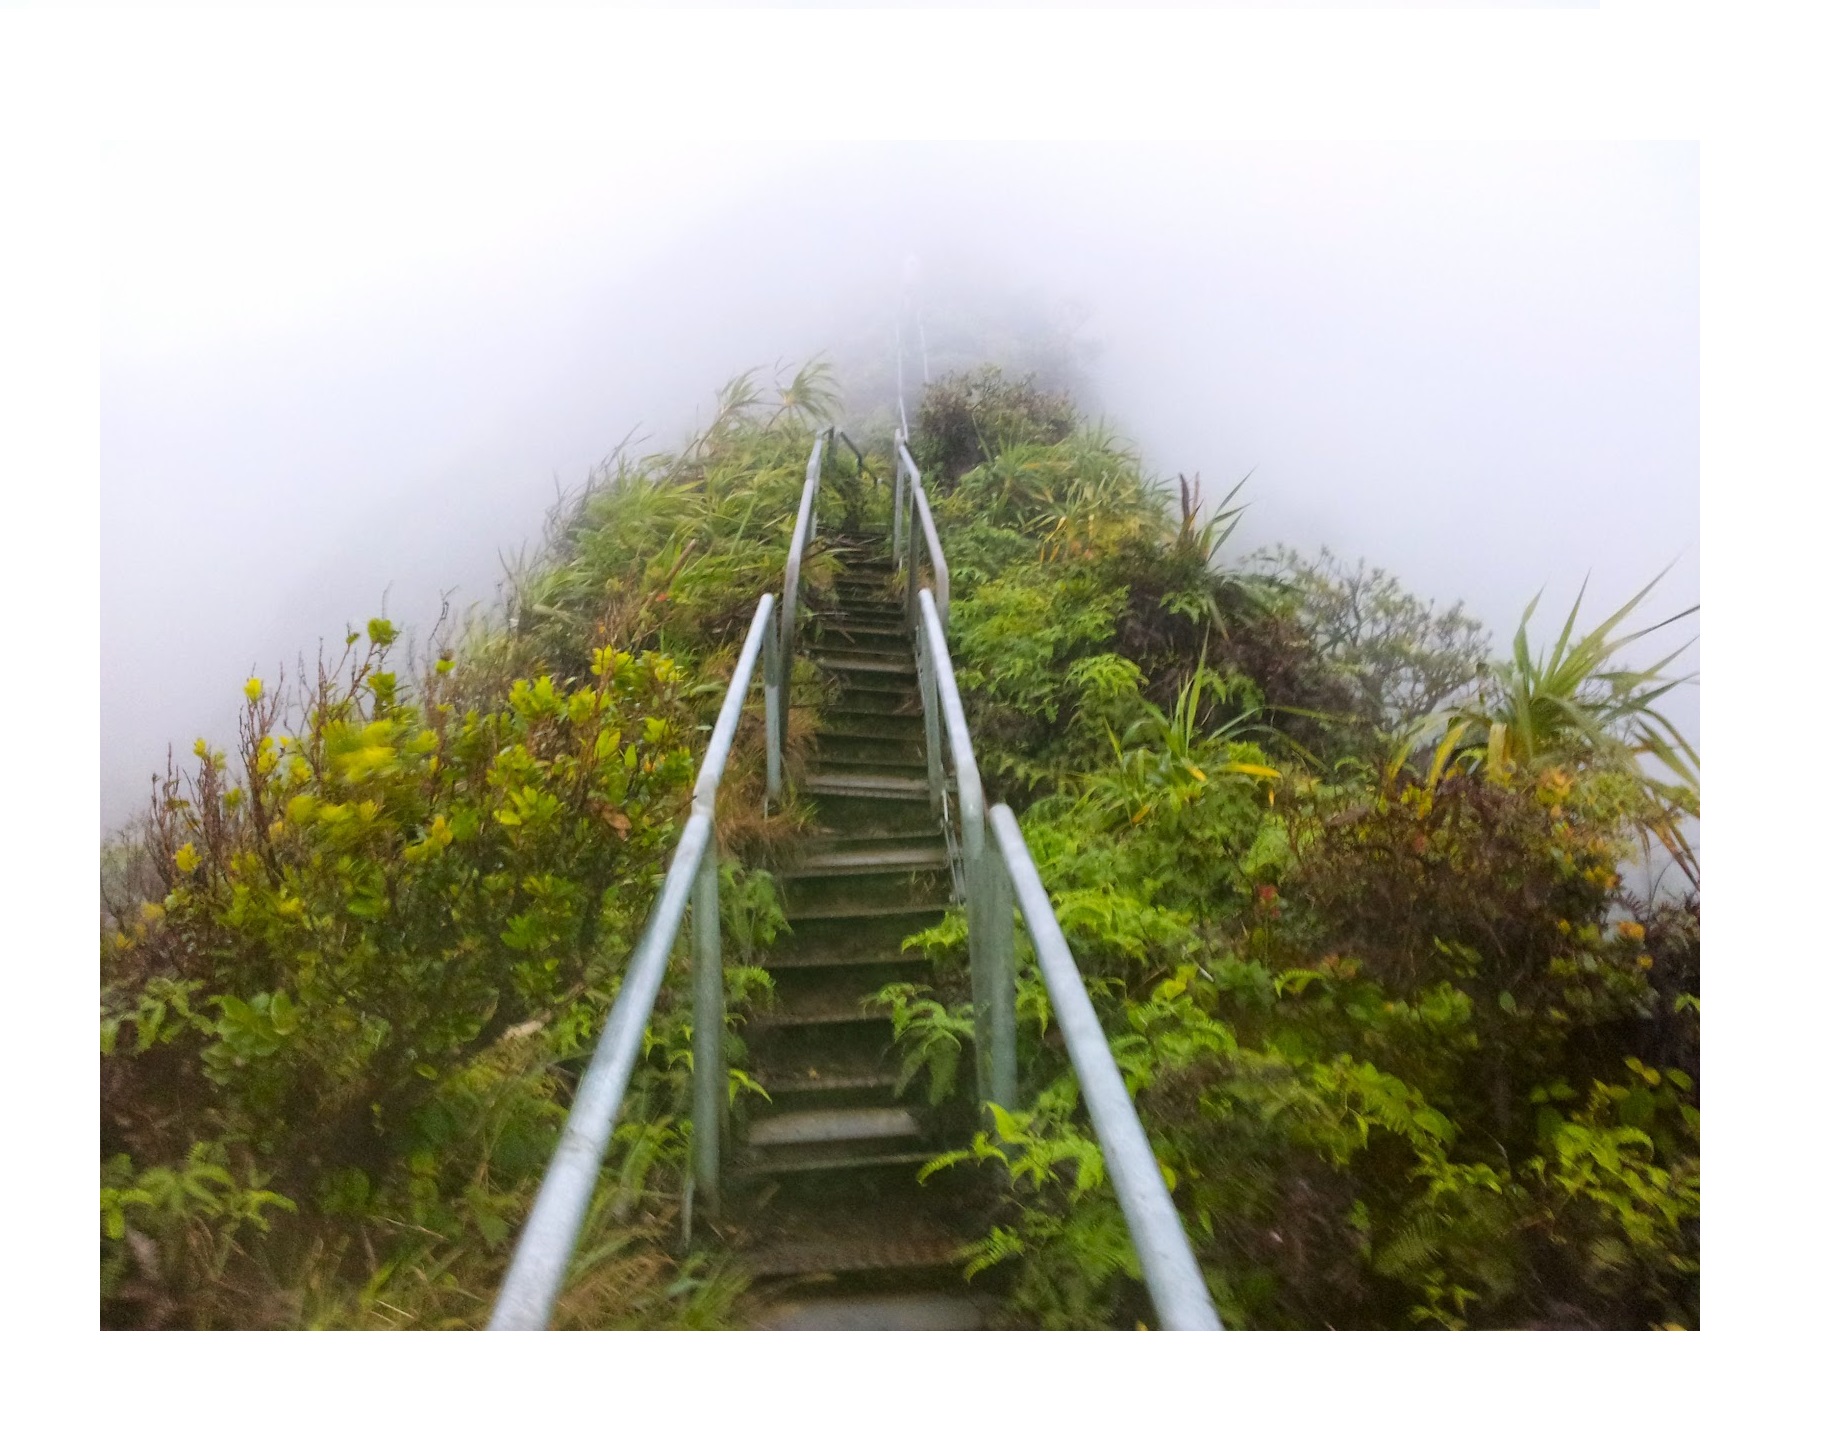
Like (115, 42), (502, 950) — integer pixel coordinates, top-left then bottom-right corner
(735, 1148), (937, 1178)
(744, 1236), (964, 1279)
(827, 604), (906, 621)
(749, 1106), (922, 1147)
(757, 1062), (900, 1093)
(802, 772), (930, 798)
(821, 693), (922, 717)
(753, 1293), (988, 1330)
(814, 619), (907, 636)
(816, 652), (917, 674)
(763, 944), (933, 971)
(791, 843), (948, 873)
(811, 756), (932, 778)
(782, 898), (949, 924)
(752, 998), (891, 1029)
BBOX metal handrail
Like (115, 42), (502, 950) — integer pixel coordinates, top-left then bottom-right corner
(489, 592), (782, 1330)
(776, 430), (827, 771)
(914, 587), (1014, 1114)
(987, 803), (1224, 1331)
(909, 578), (1218, 1330)
(896, 440), (949, 628)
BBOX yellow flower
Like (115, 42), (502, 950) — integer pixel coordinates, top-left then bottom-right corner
(1616, 921), (1646, 943)
(174, 842), (200, 874)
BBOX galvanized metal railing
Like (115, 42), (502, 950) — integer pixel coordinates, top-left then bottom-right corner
(914, 587), (1017, 1117)
(895, 439), (949, 629)
(893, 398), (1218, 1325)
(774, 430), (826, 777)
(489, 427), (831, 1330)
(491, 411), (1218, 1329)
(987, 805), (1223, 1330)
(911, 580), (1221, 1331)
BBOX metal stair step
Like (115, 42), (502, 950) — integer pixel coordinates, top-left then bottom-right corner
(735, 1147), (937, 1179)
(753, 1293), (988, 1330)
(791, 842), (948, 874)
(802, 772), (930, 800)
(812, 754), (930, 778)
(816, 652), (917, 676)
(821, 709), (924, 735)
(763, 947), (932, 972)
(757, 1068), (900, 1096)
(748, 1106), (922, 1147)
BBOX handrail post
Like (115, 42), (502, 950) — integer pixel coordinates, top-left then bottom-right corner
(762, 609), (782, 804)
(917, 587), (1010, 1129)
(916, 617), (944, 819)
(779, 433), (825, 774)
(973, 837), (1017, 1114)
(905, 478), (922, 631)
(690, 827), (723, 1221)
(892, 440), (907, 567)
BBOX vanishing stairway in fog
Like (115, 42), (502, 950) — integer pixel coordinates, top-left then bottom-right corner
(485, 425), (1222, 1332)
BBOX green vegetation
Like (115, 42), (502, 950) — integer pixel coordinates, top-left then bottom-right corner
(99, 367), (846, 1328)
(100, 361), (1697, 1330)
(902, 371), (1699, 1330)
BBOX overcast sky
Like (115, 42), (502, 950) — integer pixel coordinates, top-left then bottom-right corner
(101, 140), (1696, 833)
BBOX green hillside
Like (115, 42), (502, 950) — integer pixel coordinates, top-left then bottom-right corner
(100, 365), (1698, 1329)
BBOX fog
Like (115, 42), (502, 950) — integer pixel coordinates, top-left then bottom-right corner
(102, 141), (1695, 839)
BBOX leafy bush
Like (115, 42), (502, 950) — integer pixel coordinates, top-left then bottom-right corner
(893, 368), (1698, 1330)
(100, 368), (836, 1328)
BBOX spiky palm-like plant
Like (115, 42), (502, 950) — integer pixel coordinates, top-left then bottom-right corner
(1393, 571), (1699, 879)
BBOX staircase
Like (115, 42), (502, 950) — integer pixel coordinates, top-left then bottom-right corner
(730, 529), (994, 1330)
(487, 428), (1222, 1334)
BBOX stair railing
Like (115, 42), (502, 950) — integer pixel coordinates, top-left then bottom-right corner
(893, 417), (1221, 1327)
(895, 439), (949, 630)
(488, 593), (779, 1330)
(986, 804), (1224, 1331)
(913, 581), (1222, 1332)
(490, 421), (838, 1329)
(774, 428), (827, 784)
(914, 587), (1017, 1119)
